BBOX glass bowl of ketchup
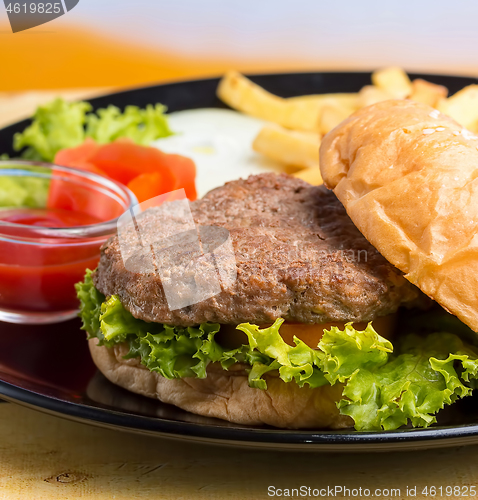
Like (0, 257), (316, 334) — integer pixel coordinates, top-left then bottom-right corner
(0, 161), (137, 324)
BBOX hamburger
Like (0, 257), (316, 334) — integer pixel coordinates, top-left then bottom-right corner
(76, 99), (478, 431)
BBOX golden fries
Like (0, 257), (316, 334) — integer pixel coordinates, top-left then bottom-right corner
(409, 79), (448, 107)
(253, 124), (319, 169)
(293, 167), (323, 185)
(437, 85), (478, 133)
(217, 71), (284, 123)
(318, 103), (353, 135)
(218, 71), (322, 131)
(287, 93), (359, 110)
(357, 85), (393, 108)
(217, 68), (478, 176)
(372, 67), (412, 99)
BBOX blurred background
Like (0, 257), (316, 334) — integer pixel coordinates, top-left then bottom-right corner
(1, 0), (478, 92)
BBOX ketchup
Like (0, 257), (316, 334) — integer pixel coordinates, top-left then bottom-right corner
(0, 207), (102, 227)
(0, 207), (105, 314)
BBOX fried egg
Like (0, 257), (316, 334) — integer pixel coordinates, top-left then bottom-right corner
(151, 108), (286, 197)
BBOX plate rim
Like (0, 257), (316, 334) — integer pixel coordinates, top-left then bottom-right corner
(2, 377), (478, 452)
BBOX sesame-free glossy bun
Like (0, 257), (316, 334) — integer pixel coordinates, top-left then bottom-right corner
(320, 99), (478, 331)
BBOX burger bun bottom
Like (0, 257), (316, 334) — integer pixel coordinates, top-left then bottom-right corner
(89, 338), (353, 429)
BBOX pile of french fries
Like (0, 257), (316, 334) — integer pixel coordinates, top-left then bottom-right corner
(217, 67), (478, 185)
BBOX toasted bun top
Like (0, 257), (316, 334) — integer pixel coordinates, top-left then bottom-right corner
(319, 99), (478, 331)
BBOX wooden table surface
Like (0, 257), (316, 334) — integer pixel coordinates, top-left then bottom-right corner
(1, 89), (478, 499)
(0, 403), (477, 500)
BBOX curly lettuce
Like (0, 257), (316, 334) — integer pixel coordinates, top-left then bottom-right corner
(76, 271), (478, 431)
(14, 98), (173, 162)
(0, 174), (49, 208)
(76, 271), (328, 388)
(237, 321), (327, 389)
(14, 99), (91, 161)
(85, 104), (172, 145)
(321, 328), (478, 431)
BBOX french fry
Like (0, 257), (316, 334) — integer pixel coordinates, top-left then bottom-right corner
(253, 124), (320, 169)
(409, 79), (448, 107)
(358, 85), (393, 108)
(217, 71), (322, 131)
(287, 93), (359, 111)
(289, 94), (358, 133)
(437, 85), (478, 132)
(217, 68), (478, 176)
(318, 103), (352, 135)
(217, 71), (283, 123)
(292, 166), (323, 185)
(372, 67), (412, 99)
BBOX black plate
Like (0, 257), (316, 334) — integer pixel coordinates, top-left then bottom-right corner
(1, 72), (478, 452)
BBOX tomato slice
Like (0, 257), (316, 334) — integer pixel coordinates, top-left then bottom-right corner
(163, 153), (197, 200)
(127, 172), (176, 205)
(50, 140), (122, 221)
(90, 142), (177, 186)
(50, 139), (197, 216)
(55, 138), (105, 176)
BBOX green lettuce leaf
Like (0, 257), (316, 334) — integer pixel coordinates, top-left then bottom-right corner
(0, 174), (50, 208)
(77, 272), (328, 389)
(237, 321), (328, 388)
(14, 99), (91, 161)
(75, 269), (105, 339)
(76, 272), (478, 431)
(13, 98), (173, 162)
(85, 104), (173, 145)
(319, 323), (393, 384)
(320, 328), (478, 431)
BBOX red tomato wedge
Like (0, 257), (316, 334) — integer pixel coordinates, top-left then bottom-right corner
(53, 139), (197, 207)
(50, 139), (121, 221)
(164, 153), (197, 200)
(89, 142), (178, 189)
(55, 138), (105, 176)
(127, 172), (173, 204)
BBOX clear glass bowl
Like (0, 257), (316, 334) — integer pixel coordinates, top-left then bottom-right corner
(0, 161), (137, 324)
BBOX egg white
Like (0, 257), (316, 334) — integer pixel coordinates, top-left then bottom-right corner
(151, 108), (286, 198)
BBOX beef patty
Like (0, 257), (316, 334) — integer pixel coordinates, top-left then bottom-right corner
(94, 173), (426, 326)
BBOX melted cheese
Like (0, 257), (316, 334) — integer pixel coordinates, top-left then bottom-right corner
(278, 314), (396, 348)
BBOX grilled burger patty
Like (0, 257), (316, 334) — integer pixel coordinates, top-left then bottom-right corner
(94, 173), (426, 326)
